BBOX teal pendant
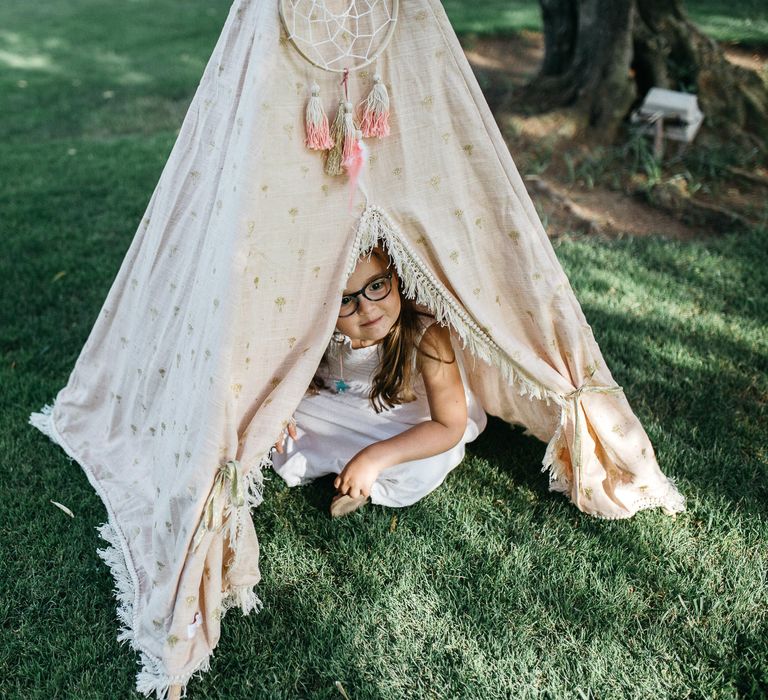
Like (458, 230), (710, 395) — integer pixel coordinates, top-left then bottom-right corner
(335, 379), (349, 393)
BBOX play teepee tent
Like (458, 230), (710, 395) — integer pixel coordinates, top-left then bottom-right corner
(29, 0), (685, 696)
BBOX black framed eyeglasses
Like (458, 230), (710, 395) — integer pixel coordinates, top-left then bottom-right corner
(338, 272), (393, 318)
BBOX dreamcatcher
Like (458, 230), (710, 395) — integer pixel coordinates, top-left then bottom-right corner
(279, 0), (399, 193)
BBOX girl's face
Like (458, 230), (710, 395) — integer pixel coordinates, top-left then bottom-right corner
(335, 252), (401, 343)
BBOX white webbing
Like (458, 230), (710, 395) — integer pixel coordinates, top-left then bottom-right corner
(279, 0), (399, 71)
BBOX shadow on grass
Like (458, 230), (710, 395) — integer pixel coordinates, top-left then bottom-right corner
(0, 0), (229, 143)
(560, 229), (768, 519)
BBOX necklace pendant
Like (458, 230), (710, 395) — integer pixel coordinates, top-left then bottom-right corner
(335, 379), (350, 393)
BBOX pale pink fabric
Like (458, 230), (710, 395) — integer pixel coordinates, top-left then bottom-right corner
(30, 0), (684, 695)
(271, 311), (488, 505)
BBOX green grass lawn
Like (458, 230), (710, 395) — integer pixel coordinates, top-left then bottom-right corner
(2, 1), (767, 698)
(442, 0), (768, 44)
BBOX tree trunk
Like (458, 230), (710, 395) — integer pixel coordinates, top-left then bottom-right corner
(512, 0), (768, 148)
(518, 0), (636, 141)
(540, 0), (578, 76)
(632, 0), (768, 148)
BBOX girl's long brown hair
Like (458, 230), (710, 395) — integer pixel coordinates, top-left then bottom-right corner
(312, 246), (446, 413)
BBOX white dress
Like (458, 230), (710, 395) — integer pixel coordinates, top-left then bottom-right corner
(270, 314), (488, 507)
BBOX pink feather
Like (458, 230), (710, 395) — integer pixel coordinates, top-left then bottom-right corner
(343, 133), (368, 211)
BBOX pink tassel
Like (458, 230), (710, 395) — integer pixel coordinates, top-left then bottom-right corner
(342, 129), (368, 211)
(341, 101), (357, 162)
(304, 83), (334, 150)
(358, 73), (390, 138)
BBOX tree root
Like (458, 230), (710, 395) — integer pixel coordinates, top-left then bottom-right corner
(647, 182), (755, 231)
(525, 175), (604, 234)
(726, 166), (768, 188)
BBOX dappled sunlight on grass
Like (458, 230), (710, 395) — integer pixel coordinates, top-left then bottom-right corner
(0, 48), (57, 71)
(555, 231), (767, 516)
(438, 0), (768, 43)
(2, 1), (767, 697)
(575, 267), (765, 359)
(0, 1), (225, 142)
(441, 1), (542, 34)
(687, 12), (768, 44)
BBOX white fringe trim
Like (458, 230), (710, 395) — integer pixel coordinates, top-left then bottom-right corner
(29, 400), (267, 699)
(351, 203), (685, 520)
(29, 404), (72, 459)
(349, 204), (567, 409)
(222, 454), (268, 618)
(223, 453), (267, 572)
(586, 478), (687, 521)
(541, 410), (568, 482)
(540, 415), (686, 520)
(222, 582), (264, 616)
(96, 521), (212, 699)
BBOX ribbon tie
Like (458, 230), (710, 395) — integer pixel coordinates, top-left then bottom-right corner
(565, 380), (624, 496)
(192, 459), (245, 551)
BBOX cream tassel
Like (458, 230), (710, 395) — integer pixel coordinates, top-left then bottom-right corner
(358, 73), (390, 138)
(304, 83), (334, 150)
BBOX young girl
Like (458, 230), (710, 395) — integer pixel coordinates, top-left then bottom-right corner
(270, 245), (488, 517)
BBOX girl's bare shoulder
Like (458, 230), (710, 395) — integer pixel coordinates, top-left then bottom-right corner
(417, 320), (456, 368)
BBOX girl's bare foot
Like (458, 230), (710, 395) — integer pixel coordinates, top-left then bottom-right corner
(168, 684), (182, 700)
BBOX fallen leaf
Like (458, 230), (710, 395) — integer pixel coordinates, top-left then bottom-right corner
(50, 500), (74, 518)
(334, 681), (351, 700)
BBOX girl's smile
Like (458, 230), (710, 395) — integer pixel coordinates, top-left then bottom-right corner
(335, 252), (401, 343)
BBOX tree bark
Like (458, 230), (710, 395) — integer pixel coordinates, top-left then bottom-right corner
(632, 0), (768, 148)
(511, 0), (768, 148)
(540, 0), (577, 76)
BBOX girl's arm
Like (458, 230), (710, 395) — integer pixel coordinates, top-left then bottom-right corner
(334, 323), (468, 498)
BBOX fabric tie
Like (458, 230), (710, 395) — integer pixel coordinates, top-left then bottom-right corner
(192, 459), (245, 551)
(565, 380), (624, 496)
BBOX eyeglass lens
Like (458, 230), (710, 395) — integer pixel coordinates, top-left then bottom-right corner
(339, 274), (392, 317)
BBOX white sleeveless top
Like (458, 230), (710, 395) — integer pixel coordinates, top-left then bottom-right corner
(271, 312), (488, 501)
(316, 313), (485, 430)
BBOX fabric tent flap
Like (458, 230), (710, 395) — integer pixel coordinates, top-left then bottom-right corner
(28, 0), (685, 696)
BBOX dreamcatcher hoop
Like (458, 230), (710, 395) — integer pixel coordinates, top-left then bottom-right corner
(279, 0), (400, 73)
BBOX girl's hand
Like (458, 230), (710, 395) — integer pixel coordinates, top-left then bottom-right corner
(272, 418), (297, 454)
(334, 454), (382, 499)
